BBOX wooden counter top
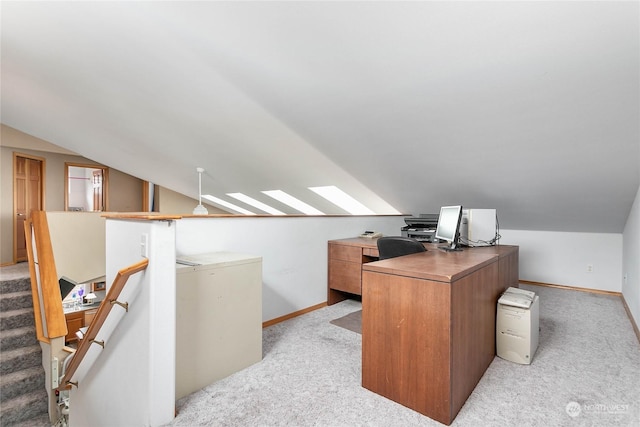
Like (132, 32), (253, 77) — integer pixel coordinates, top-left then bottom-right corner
(101, 213), (182, 220)
(328, 237), (380, 248)
(363, 249), (498, 283)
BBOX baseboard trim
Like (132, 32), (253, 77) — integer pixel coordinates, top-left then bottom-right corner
(262, 302), (327, 328)
(519, 279), (621, 297)
(520, 279), (639, 344)
(621, 294), (640, 344)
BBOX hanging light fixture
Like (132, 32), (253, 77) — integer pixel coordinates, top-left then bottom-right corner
(192, 167), (209, 215)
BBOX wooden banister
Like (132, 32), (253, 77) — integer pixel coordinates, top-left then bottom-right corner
(59, 258), (149, 389)
(24, 217), (48, 343)
(26, 211), (68, 340)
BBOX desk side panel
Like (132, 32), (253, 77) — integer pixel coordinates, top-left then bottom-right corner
(498, 247), (519, 290)
(450, 261), (500, 417)
(362, 271), (452, 424)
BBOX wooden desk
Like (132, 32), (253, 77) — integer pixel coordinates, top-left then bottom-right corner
(63, 305), (100, 344)
(361, 245), (519, 425)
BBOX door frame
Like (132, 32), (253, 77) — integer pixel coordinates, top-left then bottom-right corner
(13, 152), (46, 263)
(64, 162), (109, 212)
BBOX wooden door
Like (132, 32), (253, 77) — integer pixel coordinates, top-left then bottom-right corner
(14, 154), (44, 262)
(92, 169), (103, 211)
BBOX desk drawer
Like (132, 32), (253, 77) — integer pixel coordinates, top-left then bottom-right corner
(329, 243), (363, 262)
(363, 247), (379, 258)
(84, 308), (98, 326)
(329, 259), (362, 295)
(64, 311), (84, 344)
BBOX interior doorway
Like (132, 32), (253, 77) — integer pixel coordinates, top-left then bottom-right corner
(64, 163), (109, 212)
(13, 153), (45, 262)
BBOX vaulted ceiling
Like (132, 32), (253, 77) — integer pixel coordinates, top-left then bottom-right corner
(2, 1), (638, 232)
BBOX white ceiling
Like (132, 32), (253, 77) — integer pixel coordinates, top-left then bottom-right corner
(2, 1), (638, 232)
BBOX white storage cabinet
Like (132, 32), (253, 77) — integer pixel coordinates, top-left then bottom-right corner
(175, 252), (262, 399)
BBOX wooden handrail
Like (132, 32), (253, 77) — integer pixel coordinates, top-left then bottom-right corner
(24, 217), (48, 343)
(59, 258), (149, 389)
(26, 211), (68, 340)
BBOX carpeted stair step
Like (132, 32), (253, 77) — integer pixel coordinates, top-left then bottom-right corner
(0, 325), (38, 352)
(0, 278), (32, 295)
(0, 276), (49, 427)
(0, 290), (35, 313)
(11, 413), (51, 427)
(0, 307), (36, 332)
(0, 386), (49, 427)
(14, 414), (51, 427)
(0, 344), (41, 376)
(0, 366), (46, 402)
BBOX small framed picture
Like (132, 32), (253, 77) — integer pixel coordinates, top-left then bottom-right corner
(91, 281), (106, 292)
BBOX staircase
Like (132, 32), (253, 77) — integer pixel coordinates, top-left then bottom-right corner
(0, 277), (50, 426)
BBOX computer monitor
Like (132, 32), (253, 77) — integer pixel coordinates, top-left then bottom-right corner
(435, 205), (463, 251)
(59, 276), (77, 300)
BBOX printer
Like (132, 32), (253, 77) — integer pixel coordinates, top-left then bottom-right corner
(496, 287), (539, 365)
(401, 214), (439, 242)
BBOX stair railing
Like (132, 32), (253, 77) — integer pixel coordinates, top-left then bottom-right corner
(59, 258), (148, 389)
(25, 212), (68, 342)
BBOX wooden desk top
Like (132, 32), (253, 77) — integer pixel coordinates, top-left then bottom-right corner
(330, 237), (516, 253)
(363, 250), (498, 283)
(328, 237), (381, 248)
(330, 237), (517, 283)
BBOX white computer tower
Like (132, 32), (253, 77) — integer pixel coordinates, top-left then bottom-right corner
(459, 209), (497, 246)
(496, 287), (539, 365)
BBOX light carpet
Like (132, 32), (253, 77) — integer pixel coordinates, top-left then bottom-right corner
(168, 284), (640, 426)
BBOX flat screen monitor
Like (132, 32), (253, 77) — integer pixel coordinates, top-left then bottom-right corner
(435, 205), (463, 251)
(59, 276), (77, 300)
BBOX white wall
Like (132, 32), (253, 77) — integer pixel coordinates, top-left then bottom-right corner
(67, 174), (90, 210)
(176, 216), (627, 322)
(622, 185), (640, 328)
(157, 186), (227, 214)
(69, 218), (176, 427)
(500, 229), (623, 292)
(46, 211), (105, 284)
(176, 216), (405, 322)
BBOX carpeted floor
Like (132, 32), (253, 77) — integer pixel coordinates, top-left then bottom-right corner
(168, 284), (640, 426)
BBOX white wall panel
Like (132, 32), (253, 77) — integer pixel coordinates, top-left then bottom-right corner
(176, 216), (405, 322)
(500, 229), (623, 292)
(69, 218), (176, 427)
(622, 185), (640, 327)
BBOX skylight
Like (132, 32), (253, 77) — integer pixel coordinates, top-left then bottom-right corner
(308, 186), (375, 215)
(262, 190), (325, 215)
(202, 195), (256, 215)
(227, 193), (285, 215)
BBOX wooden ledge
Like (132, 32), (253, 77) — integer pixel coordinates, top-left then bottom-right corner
(101, 213), (183, 220)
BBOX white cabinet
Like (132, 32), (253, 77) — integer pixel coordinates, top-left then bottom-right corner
(175, 252), (262, 400)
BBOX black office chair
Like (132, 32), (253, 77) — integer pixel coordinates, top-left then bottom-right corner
(376, 236), (427, 260)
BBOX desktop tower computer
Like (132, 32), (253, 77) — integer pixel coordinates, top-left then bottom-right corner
(496, 288), (539, 365)
(459, 209), (497, 246)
